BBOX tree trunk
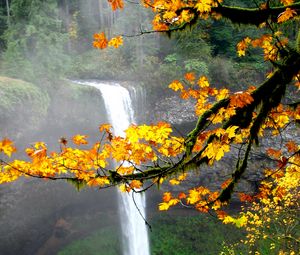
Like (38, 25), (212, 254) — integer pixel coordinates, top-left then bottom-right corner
(98, 0), (105, 30)
(5, 0), (10, 26)
(64, 0), (72, 52)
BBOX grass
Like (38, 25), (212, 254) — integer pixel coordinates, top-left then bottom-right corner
(58, 212), (246, 255)
(57, 226), (121, 255)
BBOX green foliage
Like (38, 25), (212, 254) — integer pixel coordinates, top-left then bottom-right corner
(150, 214), (245, 255)
(164, 54), (178, 63)
(184, 59), (208, 75)
(57, 213), (247, 255)
(0, 76), (49, 114)
(1, 0), (71, 82)
(69, 48), (128, 80)
(66, 179), (87, 191)
(58, 226), (121, 255)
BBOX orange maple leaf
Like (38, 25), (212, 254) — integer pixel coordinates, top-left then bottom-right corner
(278, 8), (297, 23)
(93, 32), (108, 49)
(280, 0), (295, 6)
(239, 193), (254, 202)
(129, 180), (142, 189)
(229, 92), (254, 108)
(162, 192), (172, 202)
(216, 210), (228, 219)
(221, 178), (232, 189)
(184, 72), (196, 83)
(286, 141), (298, 153)
(236, 37), (251, 57)
(266, 148), (282, 158)
(108, 0), (124, 11)
(178, 192), (186, 200)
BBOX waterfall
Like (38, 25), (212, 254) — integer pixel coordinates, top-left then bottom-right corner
(74, 80), (150, 255)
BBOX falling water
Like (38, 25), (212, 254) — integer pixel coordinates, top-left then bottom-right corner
(74, 80), (150, 255)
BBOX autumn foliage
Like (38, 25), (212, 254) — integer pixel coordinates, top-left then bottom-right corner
(1, 0), (300, 254)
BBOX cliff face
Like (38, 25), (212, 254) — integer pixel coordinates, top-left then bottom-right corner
(143, 87), (300, 199)
(144, 92), (197, 127)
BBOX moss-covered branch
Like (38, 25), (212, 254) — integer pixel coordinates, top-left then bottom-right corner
(213, 2), (300, 26)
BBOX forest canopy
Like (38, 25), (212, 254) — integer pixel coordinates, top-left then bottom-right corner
(0, 0), (300, 254)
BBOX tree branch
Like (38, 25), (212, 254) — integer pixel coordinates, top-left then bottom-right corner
(212, 2), (300, 26)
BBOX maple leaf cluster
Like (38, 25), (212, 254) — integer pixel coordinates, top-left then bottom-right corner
(93, 33), (123, 49)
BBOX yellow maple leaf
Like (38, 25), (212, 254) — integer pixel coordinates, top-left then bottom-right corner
(117, 166), (134, 175)
(223, 215), (235, 224)
(178, 173), (187, 181)
(72, 134), (88, 145)
(203, 141), (230, 162)
(197, 76), (210, 88)
(108, 36), (123, 48)
(158, 202), (170, 211)
(180, 10), (192, 23)
(236, 37), (251, 57)
(234, 215), (248, 228)
(87, 177), (110, 187)
(152, 14), (169, 31)
(0, 138), (16, 157)
(237, 49), (246, 57)
(216, 88), (229, 101)
(168, 198), (179, 206)
(195, 0), (213, 13)
(99, 123), (112, 132)
(163, 11), (177, 21)
(169, 179), (180, 185)
(187, 189), (200, 204)
(119, 183), (133, 192)
(226, 126), (239, 139)
(169, 80), (184, 91)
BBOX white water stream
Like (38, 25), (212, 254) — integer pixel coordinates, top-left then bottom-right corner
(75, 80), (150, 255)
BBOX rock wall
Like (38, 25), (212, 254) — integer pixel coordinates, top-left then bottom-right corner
(143, 87), (300, 200)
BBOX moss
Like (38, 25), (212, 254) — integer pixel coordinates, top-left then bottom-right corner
(296, 29), (300, 53)
(38, 79), (108, 142)
(57, 226), (121, 255)
(0, 76), (50, 137)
